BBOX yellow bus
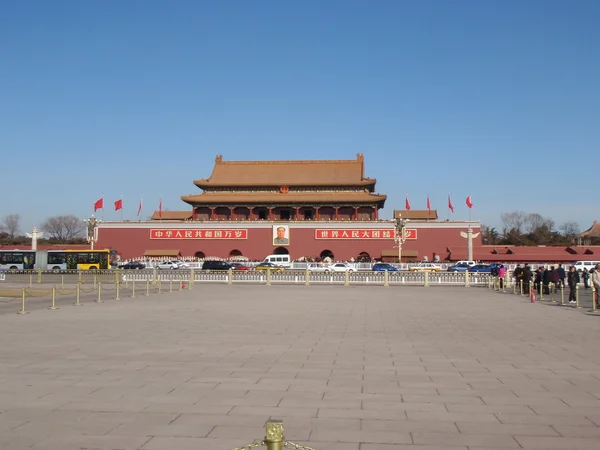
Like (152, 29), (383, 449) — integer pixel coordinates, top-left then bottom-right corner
(46, 249), (113, 271)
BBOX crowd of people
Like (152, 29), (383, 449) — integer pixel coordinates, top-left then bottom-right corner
(511, 263), (600, 306)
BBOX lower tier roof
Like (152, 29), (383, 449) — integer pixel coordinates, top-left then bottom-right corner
(181, 192), (387, 205)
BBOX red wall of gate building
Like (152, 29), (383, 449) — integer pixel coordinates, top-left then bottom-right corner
(96, 222), (481, 261)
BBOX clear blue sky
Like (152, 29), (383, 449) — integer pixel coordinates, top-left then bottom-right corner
(1, 0), (598, 234)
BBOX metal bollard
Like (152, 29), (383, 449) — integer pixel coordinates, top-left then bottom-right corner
(115, 279), (120, 300)
(305, 270), (310, 286)
(17, 288), (29, 315)
(158, 280), (162, 294)
(37, 269), (42, 284)
(591, 285), (597, 313)
(189, 269), (193, 289)
(48, 286), (59, 310)
(347, 270), (352, 287)
(78, 270), (82, 284)
(424, 271), (429, 288)
(265, 420), (284, 450)
(575, 285), (581, 308)
(93, 274), (97, 289)
(465, 271), (470, 288)
(29, 273), (33, 287)
(560, 283), (564, 305)
(74, 283), (82, 306)
(132, 280), (136, 298)
(97, 282), (104, 303)
(146, 280), (150, 296)
(61, 275), (64, 289)
(228, 268), (233, 285)
(169, 279), (173, 292)
(266, 269), (272, 286)
(520, 280), (524, 296)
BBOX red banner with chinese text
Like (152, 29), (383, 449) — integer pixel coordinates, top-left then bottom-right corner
(150, 229), (248, 239)
(315, 229), (417, 240)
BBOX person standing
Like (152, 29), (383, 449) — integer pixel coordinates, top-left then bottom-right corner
(582, 268), (590, 289)
(522, 264), (533, 294)
(592, 264), (600, 308)
(567, 266), (580, 304)
(557, 264), (566, 290)
(498, 265), (506, 289)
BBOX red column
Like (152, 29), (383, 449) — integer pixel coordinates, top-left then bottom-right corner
(374, 207), (378, 220)
(209, 208), (214, 221)
(334, 207), (339, 220)
(249, 207), (254, 221)
(268, 207), (273, 220)
(354, 207), (358, 220)
(230, 207), (235, 220)
(295, 207), (300, 220)
(316, 207), (320, 221)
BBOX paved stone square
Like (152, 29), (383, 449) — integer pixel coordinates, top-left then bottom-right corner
(1, 284), (600, 450)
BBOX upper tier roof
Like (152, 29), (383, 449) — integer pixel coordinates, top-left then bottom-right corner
(578, 220), (600, 238)
(181, 191), (387, 206)
(194, 154), (376, 187)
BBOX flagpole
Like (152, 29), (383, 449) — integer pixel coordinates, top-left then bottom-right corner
(120, 195), (124, 222)
(101, 195), (104, 222)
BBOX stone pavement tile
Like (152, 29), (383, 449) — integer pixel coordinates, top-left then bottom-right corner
(552, 425), (600, 438)
(309, 429), (412, 444)
(361, 418), (458, 434)
(208, 424), (310, 440)
(456, 422), (559, 436)
(529, 405), (600, 416)
(143, 403), (233, 414)
(362, 401), (447, 413)
(402, 394), (485, 405)
(412, 431), (520, 447)
(57, 398), (152, 412)
(480, 396), (569, 406)
(496, 413), (596, 426)
(270, 416), (361, 431)
(196, 395), (282, 407)
(317, 409), (407, 420)
(215, 382), (290, 391)
(514, 435), (600, 449)
(248, 390), (324, 401)
(33, 434), (151, 450)
(445, 403), (536, 415)
(1, 409), (91, 423)
(406, 411), (500, 423)
(171, 413), (268, 428)
(361, 445), (467, 450)
(109, 422), (214, 437)
(278, 398), (361, 409)
(437, 388), (518, 397)
(229, 406), (318, 417)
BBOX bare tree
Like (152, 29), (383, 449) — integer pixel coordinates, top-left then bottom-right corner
(41, 215), (84, 242)
(1, 214), (21, 239)
(559, 221), (580, 238)
(524, 213), (554, 234)
(500, 211), (527, 235)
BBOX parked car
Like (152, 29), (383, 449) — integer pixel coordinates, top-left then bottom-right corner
(120, 261), (146, 270)
(254, 262), (285, 272)
(468, 264), (492, 273)
(230, 262), (251, 271)
(409, 263), (441, 272)
(447, 263), (470, 272)
(202, 260), (233, 271)
(307, 263), (332, 272)
(156, 261), (182, 270)
(328, 263), (357, 273)
(372, 263), (398, 272)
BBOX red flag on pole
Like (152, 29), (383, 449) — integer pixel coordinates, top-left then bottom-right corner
(137, 199), (143, 217)
(159, 197), (162, 218)
(405, 195), (411, 211)
(94, 198), (103, 212)
(448, 195), (454, 213)
(426, 196), (431, 214)
(114, 199), (123, 211)
(466, 195), (474, 209)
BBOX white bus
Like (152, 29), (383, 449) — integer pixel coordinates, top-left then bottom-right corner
(0, 250), (36, 271)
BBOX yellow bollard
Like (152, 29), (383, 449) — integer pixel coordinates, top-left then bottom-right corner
(540, 283), (545, 300)
(305, 269), (310, 286)
(115, 279), (120, 300)
(575, 285), (581, 308)
(17, 288), (29, 315)
(560, 283), (564, 305)
(152, 267), (158, 284)
(74, 283), (82, 306)
(78, 270), (82, 284)
(145, 279), (150, 296)
(93, 274), (97, 289)
(346, 270), (351, 287)
(520, 280), (524, 296)
(266, 269), (271, 286)
(48, 286), (59, 310)
(158, 280), (162, 294)
(132, 280), (136, 298)
(265, 420), (284, 450)
(97, 282), (104, 303)
(189, 268), (193, 289)
(169, 279), (173, 292)
(61, 274), (64, 289)
(29, 273), (33, 287)
(228, 268), (233, 285)
(424, 271), (429, 288)
(465, 270), (470, 288)
(37, 268), (42, 284)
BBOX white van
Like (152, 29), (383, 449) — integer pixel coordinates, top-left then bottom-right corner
(263, 254), (291, 268)
(572, 261), (600, 272)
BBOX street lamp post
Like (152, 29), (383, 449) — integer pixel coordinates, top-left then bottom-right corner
(85, 216), (99, 250)
(394, 216), (409, 265)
